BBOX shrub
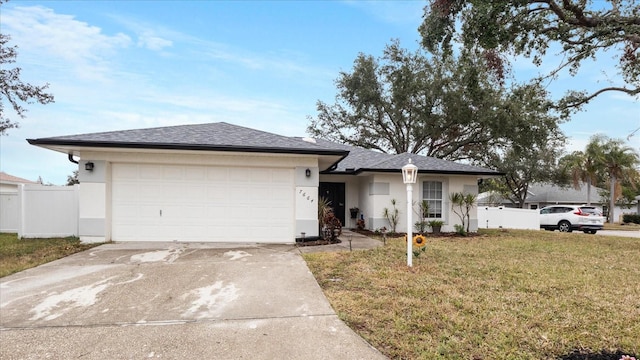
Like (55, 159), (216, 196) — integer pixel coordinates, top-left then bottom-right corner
(622, 214), (640, 224)
(383, 199), (400, 233)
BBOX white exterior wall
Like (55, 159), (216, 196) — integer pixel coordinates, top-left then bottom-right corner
(367, 174), (403, 232)
(447, 175), (480, 232)
(18, 184), (79, 238)
(478, 207), (539, 230)
(295, 165), (320, 238)
(357, 175), (374, 229)
(360, 173), (480, 233)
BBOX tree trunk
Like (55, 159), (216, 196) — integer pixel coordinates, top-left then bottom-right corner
(586, 177), (591, 206)
(609, 175), (616, 223)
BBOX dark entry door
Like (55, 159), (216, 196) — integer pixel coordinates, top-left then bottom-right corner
(319, 182), (346, 226)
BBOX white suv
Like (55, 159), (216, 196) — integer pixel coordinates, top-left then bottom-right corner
(539, 205), (605, 234)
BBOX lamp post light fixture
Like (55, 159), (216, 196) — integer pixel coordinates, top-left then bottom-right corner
(402, 158), (418, 267)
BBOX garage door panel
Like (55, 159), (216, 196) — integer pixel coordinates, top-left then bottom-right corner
(112, 164), (138, 179)
(139, 165), (163, 180)
(112, 164), (294, 242)
(206, 167), (227, 181)
(183, 185), (207, 202)
(113, 183), (139, 199)
(138, 184), (163, 202)
(181, 205), (208, 220)
(229, 168), (250, 182)
(250, 168), (271, 182)
(272, 170), (292, 184)
(163, 166), (183, 180)
(184, 166), (206, 180)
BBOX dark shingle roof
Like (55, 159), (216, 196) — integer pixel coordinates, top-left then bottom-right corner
(312, 139), (499, 176)
(28, 122), (500, 176)
(27, 122), (347, 156)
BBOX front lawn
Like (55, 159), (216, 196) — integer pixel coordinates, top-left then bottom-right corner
(303, 229), (639, 359)
(0, 233), (102, 278)
(603, 222), (640, 231)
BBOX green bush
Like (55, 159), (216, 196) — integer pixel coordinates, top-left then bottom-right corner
(622, 214), (640, 224)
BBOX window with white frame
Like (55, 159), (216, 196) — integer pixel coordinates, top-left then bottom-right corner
(422, 181), (443, 219)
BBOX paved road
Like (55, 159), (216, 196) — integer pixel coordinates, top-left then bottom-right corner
(0, 242), (387, 359)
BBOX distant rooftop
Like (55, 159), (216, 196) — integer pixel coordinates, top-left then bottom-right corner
(0, 171), (37, 184)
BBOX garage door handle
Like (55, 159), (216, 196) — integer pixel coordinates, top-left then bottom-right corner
(160, 210), (162, 217)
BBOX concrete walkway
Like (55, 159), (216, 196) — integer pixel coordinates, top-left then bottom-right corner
(297, 230), (385, 254)
(0, 241), (387, 359)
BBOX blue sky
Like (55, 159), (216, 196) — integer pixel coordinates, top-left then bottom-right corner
(1, 0), (638, 185)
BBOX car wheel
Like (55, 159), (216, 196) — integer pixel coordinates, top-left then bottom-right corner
(583, 230), (590, 234)
(558, 221), (572, 233)
(589, 230), (597, 234)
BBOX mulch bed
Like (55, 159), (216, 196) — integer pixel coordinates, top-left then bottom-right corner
(295, 229), (485, 247)
(355, 229), (483, 238)
(296, 239), (341, 247)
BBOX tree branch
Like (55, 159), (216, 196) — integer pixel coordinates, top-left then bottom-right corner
(565, 86), (640, 109)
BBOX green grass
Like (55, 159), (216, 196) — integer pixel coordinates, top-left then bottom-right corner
(303, 229), (640, 359)
(0, 233), (102, 278)
(603, 222), (640, 231)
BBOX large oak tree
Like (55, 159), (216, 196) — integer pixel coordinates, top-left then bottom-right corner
(308, 42), (519, 161)
(308, 41), (566, 208)
(420, 0), (640, 111)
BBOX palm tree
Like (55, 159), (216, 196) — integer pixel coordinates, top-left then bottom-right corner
(561, 153), (594, 205)
(600, 138), (640, 223)
(559, 135), (605, 206)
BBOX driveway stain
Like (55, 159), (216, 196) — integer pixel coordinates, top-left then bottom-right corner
(224, 250), (252, 261)
(29, 273), (145, 321)
(181, 280), (238, 319)
(130, 247), (185, 263)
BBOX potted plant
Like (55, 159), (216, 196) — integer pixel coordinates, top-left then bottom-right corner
(428, 220), (444, 234)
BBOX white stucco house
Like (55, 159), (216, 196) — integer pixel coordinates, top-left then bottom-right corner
(28, 122), (499, 243)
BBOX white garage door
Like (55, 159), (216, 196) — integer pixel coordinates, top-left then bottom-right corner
(111, 163), (294, 242)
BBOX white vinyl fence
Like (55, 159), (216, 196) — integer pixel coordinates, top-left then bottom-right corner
(0, 192), (20, 232)
(0, 184), (79, 238)
(478, 207), (539, 230)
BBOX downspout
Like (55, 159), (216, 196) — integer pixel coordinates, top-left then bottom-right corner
(68, 154), (79, 164)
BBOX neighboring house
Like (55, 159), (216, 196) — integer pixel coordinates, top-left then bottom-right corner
(478, 182), (638, 221)
(0, 172), (37, 232)
(0, 171), (37, 193)
(28, 122), (499, 243)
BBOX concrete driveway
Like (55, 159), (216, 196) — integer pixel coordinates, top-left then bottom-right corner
(0, 242), (386, 359)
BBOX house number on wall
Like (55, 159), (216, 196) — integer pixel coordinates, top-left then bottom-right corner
(298, 189), (314, 203)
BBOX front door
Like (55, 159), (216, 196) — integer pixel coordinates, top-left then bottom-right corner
(319, 182), (346, 227)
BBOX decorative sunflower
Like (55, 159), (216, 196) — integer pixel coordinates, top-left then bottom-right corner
(413, 234), (427, 248)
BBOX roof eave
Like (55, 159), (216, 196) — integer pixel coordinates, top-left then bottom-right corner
(26, 139), (349, 157)
(348, 168), (503, 176)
